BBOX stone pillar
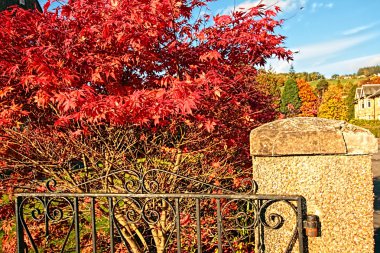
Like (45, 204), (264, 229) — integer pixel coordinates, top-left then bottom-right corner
(250, 117), (377, 253)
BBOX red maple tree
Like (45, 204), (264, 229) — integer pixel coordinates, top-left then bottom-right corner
(0, 0), (291, 129)
(0, 0), (292, 251)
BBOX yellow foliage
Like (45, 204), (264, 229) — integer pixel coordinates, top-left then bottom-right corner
(318, 84), (348, 120)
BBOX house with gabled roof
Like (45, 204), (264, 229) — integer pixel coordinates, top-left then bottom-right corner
(0, 0), (42, 12)
(354, 84), (380, 119)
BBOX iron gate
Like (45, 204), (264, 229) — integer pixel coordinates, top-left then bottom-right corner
(15, 169), (307, 252)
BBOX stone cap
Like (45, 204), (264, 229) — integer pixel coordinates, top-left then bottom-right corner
(250, 117), (378, 156)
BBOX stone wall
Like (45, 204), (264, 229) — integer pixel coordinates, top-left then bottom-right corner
(250, 117), (377, 253)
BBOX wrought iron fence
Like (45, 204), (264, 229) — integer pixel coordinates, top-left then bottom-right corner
(15, 169), (307, 253)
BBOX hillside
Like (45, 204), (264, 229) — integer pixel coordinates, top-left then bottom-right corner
(309, 77), (364, 87)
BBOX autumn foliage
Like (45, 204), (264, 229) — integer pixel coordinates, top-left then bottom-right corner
(360, 76), (380, 85)
(0, 0), (292, 251)
(318, 84), (348, 120)
(0, 0), (292, 179)
(297, 79), (318, 117)
(0, 0), (291, 130)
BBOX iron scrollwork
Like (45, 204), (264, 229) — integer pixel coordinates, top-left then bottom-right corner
(18, 195), (75, 253)
(15, 169), (305, 253)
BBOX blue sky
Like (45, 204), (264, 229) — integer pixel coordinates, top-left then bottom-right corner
(207, 0), (380, 77)
(40, 0), (380, 77)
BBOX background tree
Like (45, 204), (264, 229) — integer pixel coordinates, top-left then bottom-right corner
(280, 78), (301, 116)
(254, 69), (284, 103)
(316, 79), (329, 97)
(289, 64), (296, 78)
(318, 83), (348, 120)
(308, 72), (324, 81)
(297, 79), (318, 117)
(0, 0), (292, 251)
(357, 65), (380, 76)
(344, 82), (357, 121)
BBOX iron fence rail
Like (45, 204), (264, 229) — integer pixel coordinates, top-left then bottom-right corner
(15, 192), (306, 253)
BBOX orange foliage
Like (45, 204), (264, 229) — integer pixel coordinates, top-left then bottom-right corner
(297, 79), (318, 117)
(360, 76), (380, 85)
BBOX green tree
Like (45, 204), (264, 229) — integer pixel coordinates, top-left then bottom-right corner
(316, 79), (329, 97)
(280, 78), (301, 116)
(357, 65), (380, 76)
(289, 64), (296, 78)
(308, 72), (324, 81)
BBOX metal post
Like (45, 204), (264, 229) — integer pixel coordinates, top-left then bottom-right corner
(216, 199), (222, 253)
(74, 197), (81, 252)
(44, 197), (49, 244)
(175, 198), (181, 253)
(15, 196), (25, 252)
(91, 197), (97, 253)
(196, 198), (202, 253)
(297, 197), (306, 253)
(109, 197), (115, 253)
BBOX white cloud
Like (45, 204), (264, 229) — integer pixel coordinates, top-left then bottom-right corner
(311, 2), (334, 12)
(268, 33), (379, 76)
(269, 54), (380, 77)
(294, 33), (377, 60)
(267, 58), (292, 73)
(313, 54), (380, 76)
(222, 0), (307, 15)
(342, 22), (379, 36)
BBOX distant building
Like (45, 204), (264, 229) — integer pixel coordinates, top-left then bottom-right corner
(354, 84), (380, 120)
(0, 0), (42, 12)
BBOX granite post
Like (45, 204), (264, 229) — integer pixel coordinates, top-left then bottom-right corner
(250, 117), (377, 253)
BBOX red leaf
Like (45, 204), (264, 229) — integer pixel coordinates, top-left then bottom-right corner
(204, 120), (216, 132)
(200, 51), (221, 62)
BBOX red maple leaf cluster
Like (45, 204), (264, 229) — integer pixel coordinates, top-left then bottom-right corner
(0, 0), (291, 132)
